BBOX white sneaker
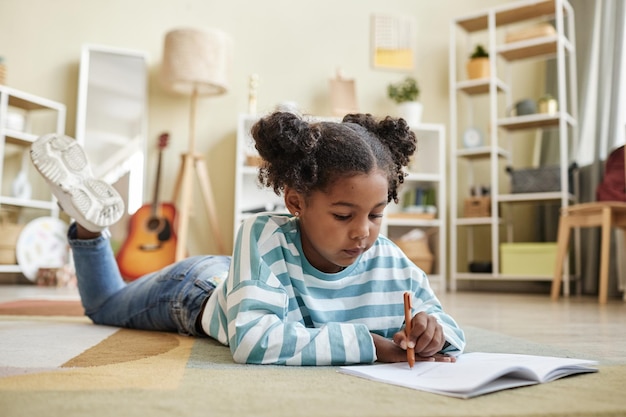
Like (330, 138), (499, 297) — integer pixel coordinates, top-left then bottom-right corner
(30, 133), (125, 233)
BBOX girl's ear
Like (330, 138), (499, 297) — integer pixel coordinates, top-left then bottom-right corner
(284, 187), (304, 216)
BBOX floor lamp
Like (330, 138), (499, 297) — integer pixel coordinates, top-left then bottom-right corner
(161, 28), (232, 260)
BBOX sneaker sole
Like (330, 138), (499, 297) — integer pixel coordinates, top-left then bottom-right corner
(30, 133), (125, 232)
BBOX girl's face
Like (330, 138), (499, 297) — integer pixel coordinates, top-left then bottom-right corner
(292, 170), (388, 274)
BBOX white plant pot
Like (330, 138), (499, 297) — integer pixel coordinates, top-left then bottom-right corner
(397, 101), (423, 127)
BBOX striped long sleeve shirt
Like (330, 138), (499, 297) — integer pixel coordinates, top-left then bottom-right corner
(201, 213), (465, 365)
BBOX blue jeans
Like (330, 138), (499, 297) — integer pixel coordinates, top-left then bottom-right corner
(68, 223), (231, 336)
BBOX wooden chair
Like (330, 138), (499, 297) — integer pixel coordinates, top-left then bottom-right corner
(551, 145), (626, 304)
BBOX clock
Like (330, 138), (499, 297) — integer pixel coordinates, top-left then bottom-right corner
(462, 127), (484, 148)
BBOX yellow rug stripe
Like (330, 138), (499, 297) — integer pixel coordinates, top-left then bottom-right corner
(0, 328), (194, 391)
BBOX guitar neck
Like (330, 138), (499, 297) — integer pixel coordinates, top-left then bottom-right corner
(151, 133), (170, 216)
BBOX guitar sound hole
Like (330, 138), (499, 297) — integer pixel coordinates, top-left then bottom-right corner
(145, 216), (172, 242)
(147, 218), (161, 231)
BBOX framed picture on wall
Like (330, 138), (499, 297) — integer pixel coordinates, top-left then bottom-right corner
(370, 14), (416, 71)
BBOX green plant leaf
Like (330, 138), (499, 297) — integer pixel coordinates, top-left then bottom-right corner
(387, 77), (420, 104)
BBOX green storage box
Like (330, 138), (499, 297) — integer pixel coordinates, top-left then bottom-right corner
(500, 243), (558, 276)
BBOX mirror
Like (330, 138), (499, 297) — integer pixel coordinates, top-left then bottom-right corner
(75, 44), (148, 246)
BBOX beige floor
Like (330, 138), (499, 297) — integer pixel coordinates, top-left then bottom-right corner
(440, 291), (626, 363)
(1, 284), (625, 363)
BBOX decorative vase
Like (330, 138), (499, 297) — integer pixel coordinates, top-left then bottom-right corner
(466, 57), (490, 79)
(397, 101), (423, 127)
(538, 98), (558, 115)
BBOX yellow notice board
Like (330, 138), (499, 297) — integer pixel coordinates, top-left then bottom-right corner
(371, 14), (416, 71)
(373, 48), (414, 70)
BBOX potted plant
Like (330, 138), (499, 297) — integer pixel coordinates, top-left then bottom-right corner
(387, 76), (422, 126)
(467, 44), (490, 80)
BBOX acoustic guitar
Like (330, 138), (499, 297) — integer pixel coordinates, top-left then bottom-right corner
(116, 133), (177, 281)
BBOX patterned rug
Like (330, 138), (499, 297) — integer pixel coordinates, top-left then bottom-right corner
(0, 299), (84, 316)
(1, 298), (625, 417)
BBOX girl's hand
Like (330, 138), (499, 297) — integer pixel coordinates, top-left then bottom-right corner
(371, 331), (455, 364)
(393, 311), (447, 358)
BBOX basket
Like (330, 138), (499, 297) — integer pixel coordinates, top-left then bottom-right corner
(0, 212), (23, 264)
(245, 154), (263, 167)
(507, 165), (574, 194)
(505, 23), (556, 43)
(393, 237), (434, 274)
(463, 197), (491, 217)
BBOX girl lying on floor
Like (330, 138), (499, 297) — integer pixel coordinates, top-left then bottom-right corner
(30, 111), (465, 365)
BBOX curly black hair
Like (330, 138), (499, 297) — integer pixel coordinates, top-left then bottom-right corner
(251, 112), (417, 203)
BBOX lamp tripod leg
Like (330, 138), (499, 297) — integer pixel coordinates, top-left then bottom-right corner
(173, 153), (226, 261)
(174, 153), (195, 261)
(195, 157), (226, 254)
(172, 89), (226, 260)
(172, 154), (187, 205)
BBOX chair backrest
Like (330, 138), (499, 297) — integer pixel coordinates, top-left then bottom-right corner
(596, 145), (626, 202)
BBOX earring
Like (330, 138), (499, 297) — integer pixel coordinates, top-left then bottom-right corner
(294, 211), (300, 217)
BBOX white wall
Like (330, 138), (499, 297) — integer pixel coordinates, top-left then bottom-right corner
(0, 0), (528, 255)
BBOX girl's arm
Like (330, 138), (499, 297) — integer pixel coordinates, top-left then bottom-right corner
(226, 279), (376, 365)
(225, 217), (377, 365)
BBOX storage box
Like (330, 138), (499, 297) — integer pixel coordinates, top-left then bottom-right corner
(507, 166), (573, 194)
(505, 23), (556, 43)
(0, 213), (23, 264)
(393, 238), (434, 274)
(500, 243), (557, 276)
(463, 197), (491, 217)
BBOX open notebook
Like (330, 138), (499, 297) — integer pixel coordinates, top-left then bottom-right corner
(339, 352), (598, 399)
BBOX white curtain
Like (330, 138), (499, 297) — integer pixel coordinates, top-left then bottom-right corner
(541, 0), (626, 297)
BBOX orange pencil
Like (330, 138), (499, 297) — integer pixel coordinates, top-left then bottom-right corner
(403, 291), (415, 368)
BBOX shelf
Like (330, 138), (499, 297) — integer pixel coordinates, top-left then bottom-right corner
(453, 272), (552, 281)
(405, 172), (441, 182)
(456, 78), (508, 95)
(4, 129), (39, 145)
(498, 112), (575, 131)
(0, 196), (58, 211)
(0, 264), (22, 273)
(385, 217), (441, 228)
(4, 87), (63, 111)
(455, 217), (503, 226)
(497, 35), (569, 61)
(385, 212), (440, 227)
(455, 147), (509, 160)
(498, 192), (574, 203)
(455, 0), (558, 33)
(242, 165), (260, 175)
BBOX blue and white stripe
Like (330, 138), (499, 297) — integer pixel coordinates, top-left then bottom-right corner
(201, 213), (465, 365)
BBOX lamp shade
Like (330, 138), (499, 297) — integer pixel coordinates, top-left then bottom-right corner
(161, 28), (232, 96)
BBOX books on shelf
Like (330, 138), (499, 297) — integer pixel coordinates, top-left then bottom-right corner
(402, 187), (436, 208)
(339, 352), (598, 399)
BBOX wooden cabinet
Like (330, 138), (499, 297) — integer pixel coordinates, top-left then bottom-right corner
(448, 0), (578, 290)
(0, 85), (66, 275)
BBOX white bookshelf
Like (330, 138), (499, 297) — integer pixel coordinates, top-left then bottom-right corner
(382, 123), (447, 293)
(0, 85), (65, 275)
(448, 0), (578, 291)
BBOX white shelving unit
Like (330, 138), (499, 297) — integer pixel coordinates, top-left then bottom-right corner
(234, 113), (343, 238)
(382, 123), (446, 293)
(233, 114), (286, 239)
(234, 114), (446, 292)
(448, 0), (578, 291)
(0, 85), (66, 275)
